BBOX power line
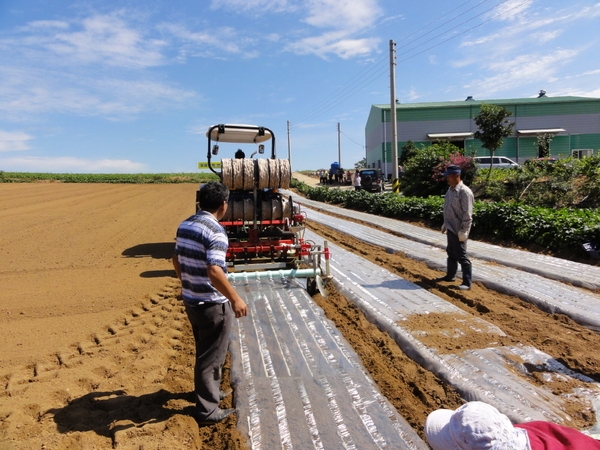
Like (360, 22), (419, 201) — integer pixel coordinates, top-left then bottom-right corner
(292, 54), (389, 125)
(292, 61), (389, 126)
(396, 0), (514, 59)
(292, 1), (492, 125)
(340, 129), (364, 148)
(396, 0), (494, 53)
(291, 0), (527, 125)
(397, 0), (531, 63)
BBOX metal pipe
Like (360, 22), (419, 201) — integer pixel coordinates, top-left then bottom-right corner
(227, 268), (322, 282)
(324, 240), (330, 278)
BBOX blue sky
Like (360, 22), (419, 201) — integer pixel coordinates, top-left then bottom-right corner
(0, 0), (599, 173)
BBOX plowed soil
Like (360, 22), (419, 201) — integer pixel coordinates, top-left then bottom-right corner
(2, 181), (600, 449)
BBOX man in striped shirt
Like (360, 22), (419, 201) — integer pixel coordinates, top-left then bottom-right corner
(437, 164), (474, 290)
(172, 182), (247, 425)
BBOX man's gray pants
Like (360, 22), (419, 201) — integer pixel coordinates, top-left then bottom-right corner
(446, 230), (473, 287)
(184, 301), (233, 420)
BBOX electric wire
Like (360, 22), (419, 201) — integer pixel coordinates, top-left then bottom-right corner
(290, 0), (482, 125)
(291, 0), (530, 126)
(340, 128), (366, 149)
(396, 0), (517, 60)
(291, 0), (490, 125)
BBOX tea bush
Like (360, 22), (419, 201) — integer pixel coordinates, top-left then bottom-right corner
(291, 178), (600, 255)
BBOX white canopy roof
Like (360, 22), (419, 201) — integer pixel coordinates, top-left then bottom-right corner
(517, 128), (565, 135)
(206, 124), (272, 143)
(427, 132), (473, 139)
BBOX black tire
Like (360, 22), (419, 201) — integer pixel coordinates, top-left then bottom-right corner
(306, 278), (318, 296)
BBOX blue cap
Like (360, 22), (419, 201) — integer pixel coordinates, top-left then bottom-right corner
(442, 164), (461, 176)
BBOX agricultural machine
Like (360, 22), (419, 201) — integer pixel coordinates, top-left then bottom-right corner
(200, 124), (330, 295)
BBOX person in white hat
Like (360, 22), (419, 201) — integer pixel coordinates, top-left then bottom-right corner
(425, 401), (600, 450)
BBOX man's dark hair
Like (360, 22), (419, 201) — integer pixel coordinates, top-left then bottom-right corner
(199, 182), (229, 212)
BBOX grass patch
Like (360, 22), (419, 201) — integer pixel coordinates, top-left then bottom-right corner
(0, 172), (219, 184)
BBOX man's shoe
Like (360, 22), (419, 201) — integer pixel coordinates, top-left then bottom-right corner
(457, 284), (471, 290)
(219, 389), (233, 400)
(195, 408), (235, 426)
(435, 276), (456, 282)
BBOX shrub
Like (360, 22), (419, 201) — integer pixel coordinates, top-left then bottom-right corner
(291, 180), (600, 256)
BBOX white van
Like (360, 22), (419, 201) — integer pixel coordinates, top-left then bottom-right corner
(473, 156), (520, 169)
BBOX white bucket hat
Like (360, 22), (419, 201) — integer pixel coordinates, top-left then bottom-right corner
(424, 402), (531, 450)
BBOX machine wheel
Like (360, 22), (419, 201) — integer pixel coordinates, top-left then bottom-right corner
(306, 277), (318, 296)
(315, 275), (327, 298)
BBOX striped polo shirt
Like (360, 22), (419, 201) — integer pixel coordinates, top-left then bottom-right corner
(174, 211), (229, 305)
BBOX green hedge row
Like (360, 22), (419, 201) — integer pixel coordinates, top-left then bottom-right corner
(293, 181), (600, 254)
(0, 172), (218, 184)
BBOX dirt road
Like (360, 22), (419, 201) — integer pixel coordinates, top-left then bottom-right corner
(2, 181), (600, 449)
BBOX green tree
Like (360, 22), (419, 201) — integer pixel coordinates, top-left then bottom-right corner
(399, 141), (419, 166)
(536, 133), (553, 158)
(402, 142), (460, 197)
(473, 103), (514, 180)
(354, 158), (367, 169)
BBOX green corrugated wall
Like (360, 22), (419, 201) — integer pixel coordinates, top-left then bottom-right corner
(570, 133), (600, 149)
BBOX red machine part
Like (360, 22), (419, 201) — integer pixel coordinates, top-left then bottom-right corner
(222, 213), (307, 264)
(220, 216), (304, 227)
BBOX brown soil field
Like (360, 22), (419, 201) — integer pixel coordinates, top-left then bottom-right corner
(2, 181), (600, 449)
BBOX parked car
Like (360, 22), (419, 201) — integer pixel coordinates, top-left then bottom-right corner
(473, 156), (520, 169)
(359, 168), (385, 192)
(528, 157), (558, 164)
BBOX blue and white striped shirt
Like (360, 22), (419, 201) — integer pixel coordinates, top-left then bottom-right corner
(174, 211), (229, 305)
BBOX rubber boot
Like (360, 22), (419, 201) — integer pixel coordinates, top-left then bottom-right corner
(437, 258), (457, 282)
(459, 263), (472, 290)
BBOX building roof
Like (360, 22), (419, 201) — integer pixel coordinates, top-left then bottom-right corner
(372, 96), (599, 110)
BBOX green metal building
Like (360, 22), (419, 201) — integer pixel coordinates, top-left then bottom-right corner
(365, 92), (600, 173)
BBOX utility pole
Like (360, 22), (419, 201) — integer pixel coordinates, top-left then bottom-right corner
(337, 122), (341, 168)
(287, 120), (292, 170)
(383, 110), (387, 179)
(389, 40), (398, 181)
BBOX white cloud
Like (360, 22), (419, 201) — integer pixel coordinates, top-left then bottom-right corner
(3, 13), (167, 69)
(185, 0), (384, 60)
(287, 31), (379, 59)
(0, 66), (196, 119)
(51, 14), (166, 68)
(450, 2), (600, 100)
(464, 49), (579, 96)
(159, 23), (256, 59)
(552, 86), (600, 98)
(304, 0), (381, 30)
(280, 0), (382, 59)
(532, 30), (563, 44)
(210, 0), (292, 13)
(23, 20), (69, 30)
(0, 156), (146, 173)
(407, 88), (421, 101)
(491, 0), (534, 22)
(0, 131), (33, 152)
(463, 2), (600, 51)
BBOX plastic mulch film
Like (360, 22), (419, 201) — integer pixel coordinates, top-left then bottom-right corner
(289, 194), (600, 292)
(293, 200), (600, 333)
(228, 272), (428, 450)
(301, 229), (600, 427)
